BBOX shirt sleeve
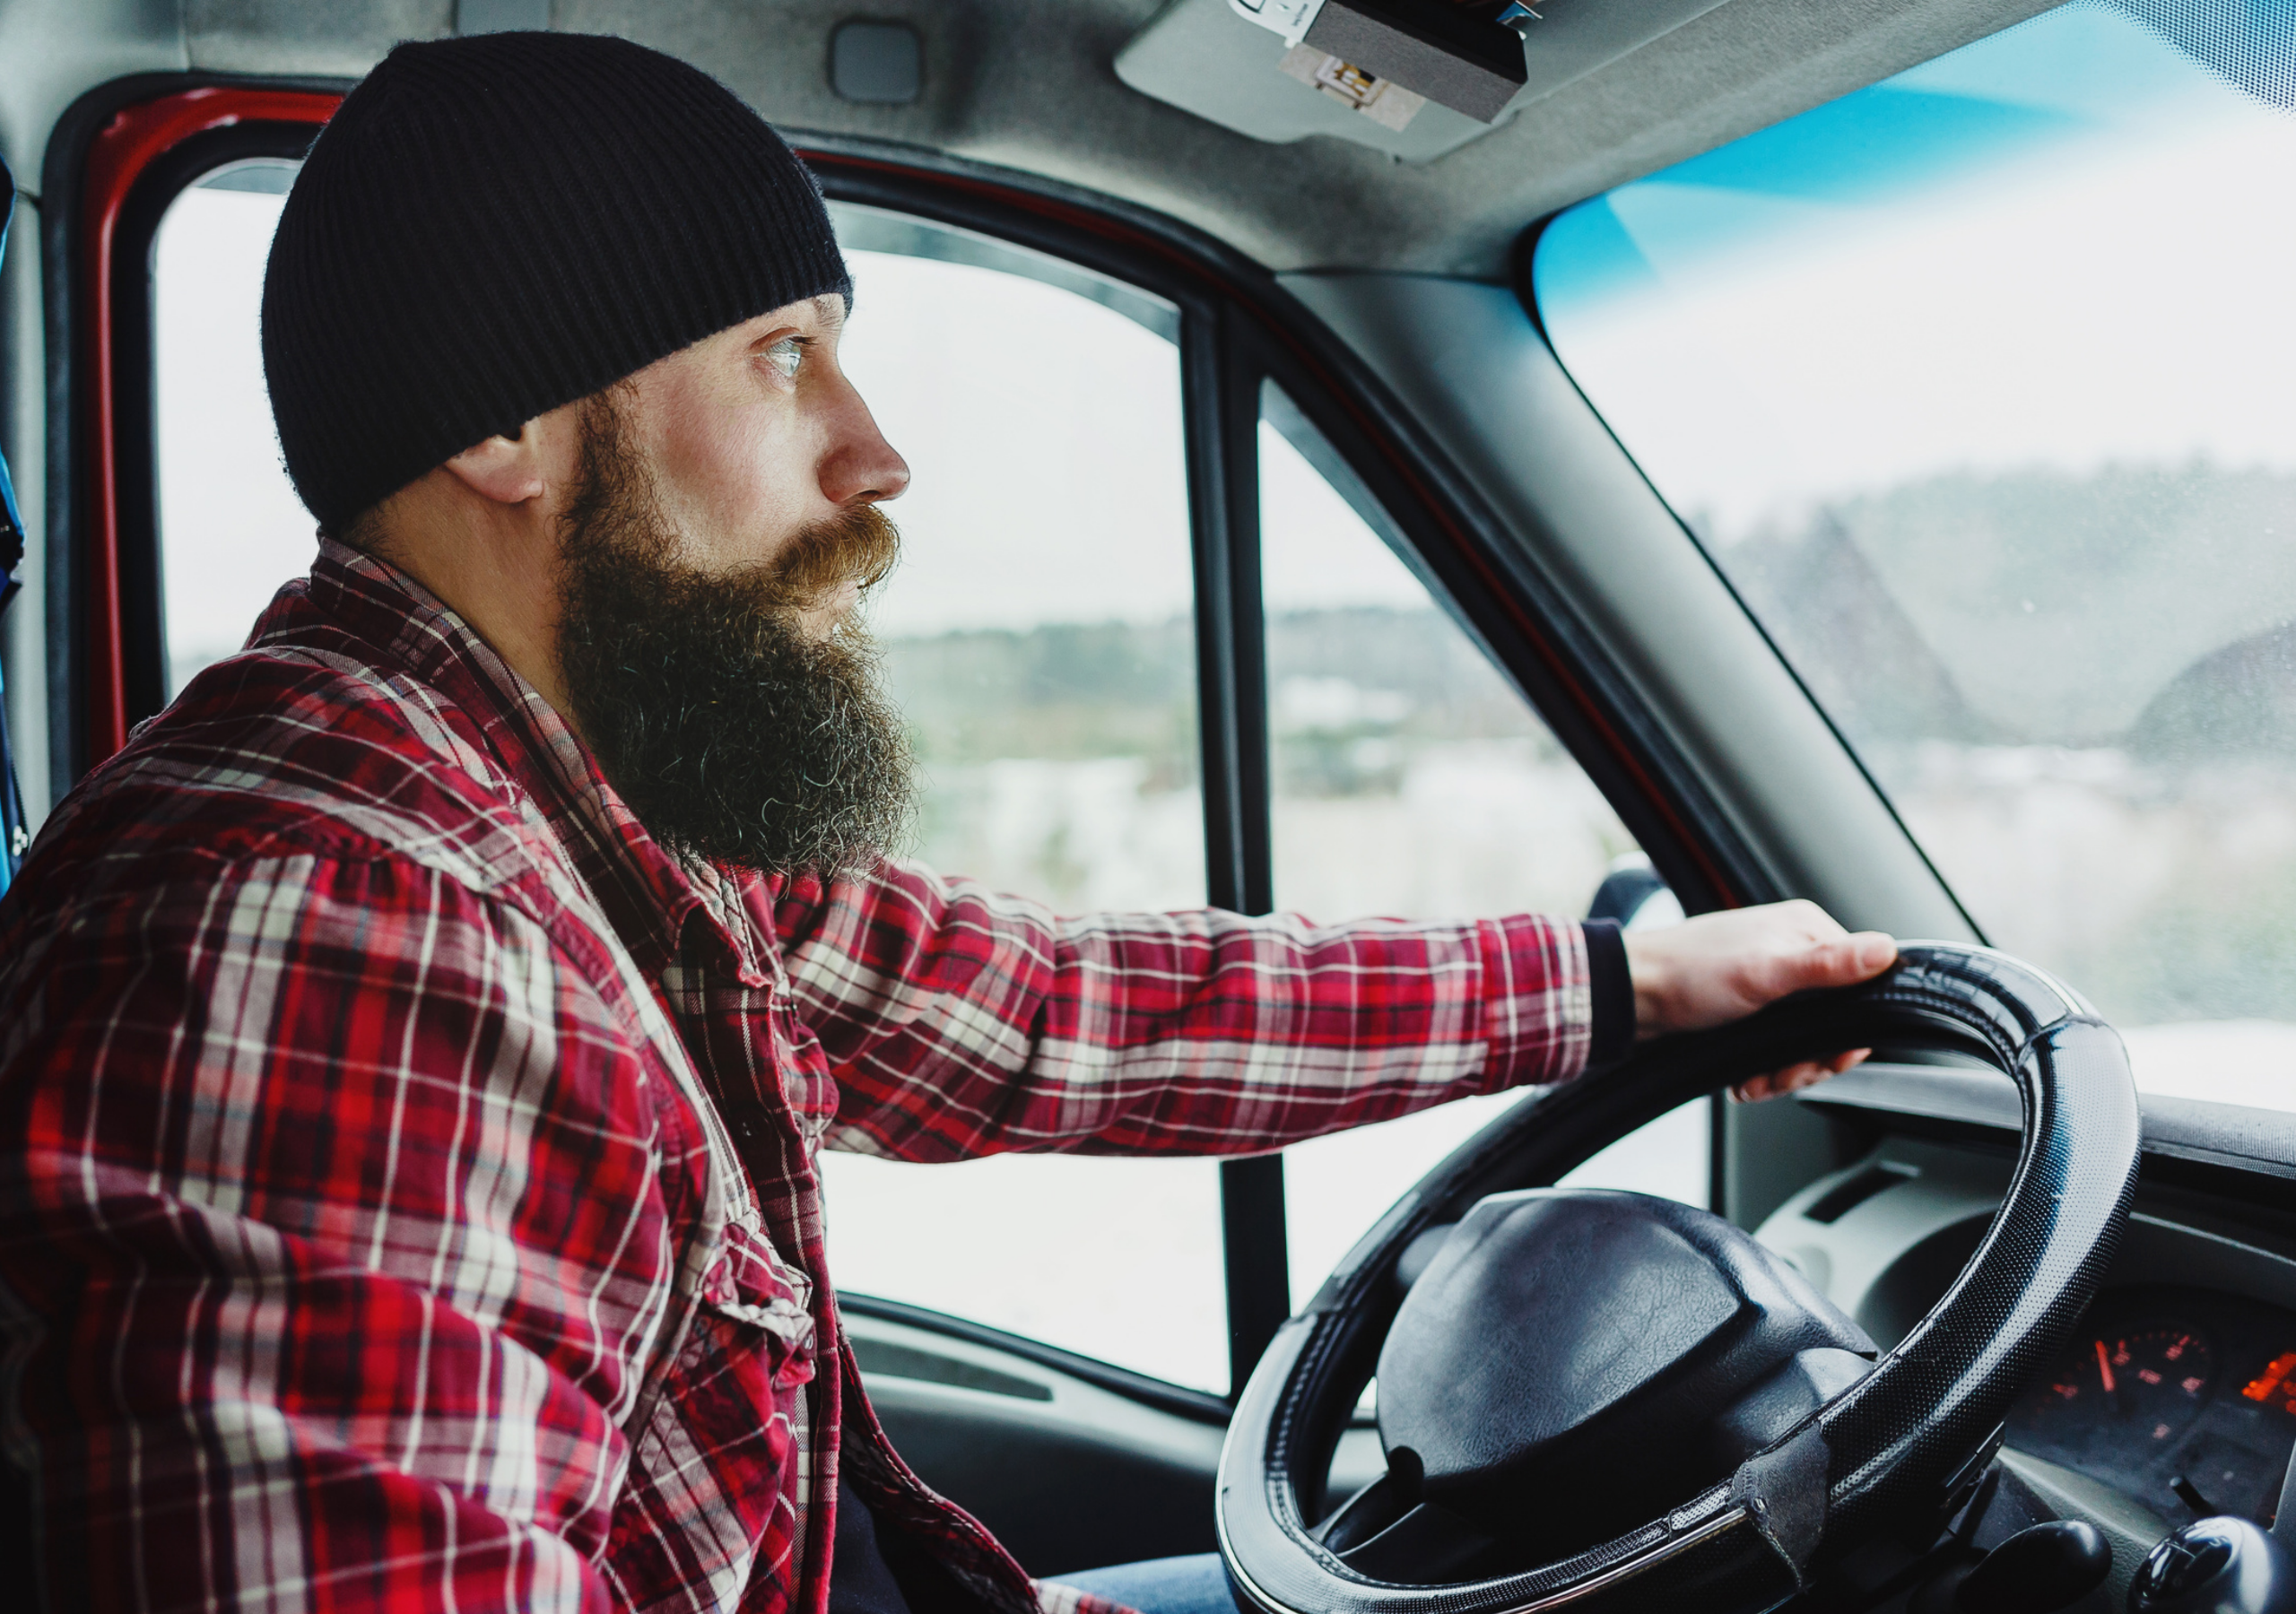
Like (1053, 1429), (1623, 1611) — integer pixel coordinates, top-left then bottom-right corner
(0, 851), (672, 1613)
(771, 861), (1596, 1163)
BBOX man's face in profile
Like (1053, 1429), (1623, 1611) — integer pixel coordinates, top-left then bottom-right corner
(551, 298), (918, 876)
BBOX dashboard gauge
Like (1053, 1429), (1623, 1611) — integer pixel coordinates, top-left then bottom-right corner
(2022, 1325), (2214, 1452)
(2006, 1290), (2296, 1527)
(2238, 1349), (2296, 1414)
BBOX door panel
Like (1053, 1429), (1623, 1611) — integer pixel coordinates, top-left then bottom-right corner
(849, 1309), (1387, 1575)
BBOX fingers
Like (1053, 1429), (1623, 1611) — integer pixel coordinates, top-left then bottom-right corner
(1623, 901), (1898, 1040)
(1732, 1063), (1821, 1103)
(1783, 932), (1898, 994)
(1731, 1047), (1871, 1103)
(1845, 933), (1898, 977)
(1713, 923), (1898, 1028)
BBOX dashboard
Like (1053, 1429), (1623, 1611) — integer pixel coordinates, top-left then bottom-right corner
(2007, 1286), (2296, 1526)
(1754, 1076), (2296, 1592)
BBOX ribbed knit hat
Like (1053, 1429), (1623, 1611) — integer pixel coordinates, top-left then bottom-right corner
(263, 30), (852, 530)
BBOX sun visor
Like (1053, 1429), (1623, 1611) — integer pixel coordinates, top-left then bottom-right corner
(1115, 0), (1735, 161)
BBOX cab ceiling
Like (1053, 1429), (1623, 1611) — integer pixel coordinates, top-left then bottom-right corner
(6, 0), (2058, 280)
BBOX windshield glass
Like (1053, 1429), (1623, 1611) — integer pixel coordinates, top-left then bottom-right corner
(1533, 0), (2296, 1110)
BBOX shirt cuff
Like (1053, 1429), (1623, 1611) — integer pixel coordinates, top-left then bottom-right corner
(1582, 918), (1634, 1072)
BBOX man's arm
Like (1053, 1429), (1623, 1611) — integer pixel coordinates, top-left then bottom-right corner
(775, 863), (1594, 1162)
(0, 854), (673, 1612)
(776, 867), (1896, 1163)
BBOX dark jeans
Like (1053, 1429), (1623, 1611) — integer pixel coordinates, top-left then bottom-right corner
(830, 1478), (1233, 1614)
(1056, 1553), (1234, 1614)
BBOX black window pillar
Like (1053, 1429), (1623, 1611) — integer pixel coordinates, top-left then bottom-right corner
(1184, 301), (1291, 1396)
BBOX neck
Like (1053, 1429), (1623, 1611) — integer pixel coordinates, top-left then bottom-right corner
(366, 479), (578, 722)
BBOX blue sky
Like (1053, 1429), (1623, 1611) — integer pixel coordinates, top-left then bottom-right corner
(1535, 1), (2268, 317)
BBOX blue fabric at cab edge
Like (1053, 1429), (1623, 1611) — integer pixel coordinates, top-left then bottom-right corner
(0, 152), (30, 895)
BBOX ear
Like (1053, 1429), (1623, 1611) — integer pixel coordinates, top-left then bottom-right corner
(443, 423), (547, 507)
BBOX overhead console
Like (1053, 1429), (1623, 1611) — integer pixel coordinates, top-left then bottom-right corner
(1115, 0), (1734, 161)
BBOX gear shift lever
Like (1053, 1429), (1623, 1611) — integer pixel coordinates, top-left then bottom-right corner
(2128, 1517), (2296, 1612)
(2122, 1445), (2296, 1613)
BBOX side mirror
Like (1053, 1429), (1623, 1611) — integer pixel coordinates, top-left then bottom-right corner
(1586, 855), (1684, 930)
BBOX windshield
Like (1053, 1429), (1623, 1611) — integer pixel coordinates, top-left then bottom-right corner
(1533, 0), (2296, 1110)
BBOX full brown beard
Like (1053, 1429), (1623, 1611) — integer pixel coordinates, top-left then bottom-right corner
(553, 390), (914, 875)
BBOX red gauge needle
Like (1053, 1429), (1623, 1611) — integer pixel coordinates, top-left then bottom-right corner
(2097, 1340), (2118, 1393)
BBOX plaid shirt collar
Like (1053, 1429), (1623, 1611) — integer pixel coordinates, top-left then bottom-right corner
(300, 536), (775, 992)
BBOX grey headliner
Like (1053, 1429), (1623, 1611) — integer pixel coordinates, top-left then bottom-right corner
(3, 0), (2057, 279)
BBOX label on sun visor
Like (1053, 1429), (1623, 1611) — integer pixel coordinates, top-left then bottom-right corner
(1229, 0), (1326, 48)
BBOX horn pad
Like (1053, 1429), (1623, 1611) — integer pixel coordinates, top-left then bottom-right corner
(1377, 1189), (1874, 1549)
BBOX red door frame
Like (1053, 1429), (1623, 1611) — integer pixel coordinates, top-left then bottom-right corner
(77, 86), (340, 763)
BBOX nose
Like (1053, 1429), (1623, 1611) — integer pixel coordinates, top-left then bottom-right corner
(819, 377), (909, 507)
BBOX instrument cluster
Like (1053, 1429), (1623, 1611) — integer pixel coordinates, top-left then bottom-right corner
(2007, 1286), (2296, 1524)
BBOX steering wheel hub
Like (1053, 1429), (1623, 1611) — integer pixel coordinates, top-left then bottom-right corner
(1364, 1189), (1874, 1571)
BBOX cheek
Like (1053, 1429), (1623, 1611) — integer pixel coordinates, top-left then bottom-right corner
(649, 391), (814, 560)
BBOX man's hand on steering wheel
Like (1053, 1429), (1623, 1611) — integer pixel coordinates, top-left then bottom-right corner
(1625, 898), (1899, 1104)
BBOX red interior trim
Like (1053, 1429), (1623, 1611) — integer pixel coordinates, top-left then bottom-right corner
(79, 86), (338, 764)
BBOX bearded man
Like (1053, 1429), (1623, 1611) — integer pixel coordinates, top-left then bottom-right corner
(0, 30), (1895, 1614)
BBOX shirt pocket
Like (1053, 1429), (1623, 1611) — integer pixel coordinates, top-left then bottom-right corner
(699, 1219), (818, 1392)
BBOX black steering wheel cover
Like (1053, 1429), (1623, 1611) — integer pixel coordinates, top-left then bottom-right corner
(1216, 944), (2142, 1614)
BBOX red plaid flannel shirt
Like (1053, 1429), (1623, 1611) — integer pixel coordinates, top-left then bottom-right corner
(0, 541), (1596, 1612)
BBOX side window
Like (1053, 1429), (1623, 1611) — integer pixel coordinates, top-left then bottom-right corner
(810, 208), (1226, 1392)
(840, 214), (1205, 911)
(155, 162), (313, 696)
(1256, 389), (1709, 1304)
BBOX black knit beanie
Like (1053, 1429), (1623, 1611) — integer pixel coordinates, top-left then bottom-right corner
(263, 30), (852, 531)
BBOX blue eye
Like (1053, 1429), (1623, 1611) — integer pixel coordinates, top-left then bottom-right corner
(765, 337), (804, 380)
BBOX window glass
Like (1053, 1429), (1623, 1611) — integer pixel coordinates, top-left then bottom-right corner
(1254, 390), (1705, 1305)
(813, 213), (1224, 1392)
(1533, 1), (2296, 1110)
(1258, 393), (1631, 921)
(155, 163), (311, 697)
(152, 183), (1228, 1390)
(839, 214), (1205, 913)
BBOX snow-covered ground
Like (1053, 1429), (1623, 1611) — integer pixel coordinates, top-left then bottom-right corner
(1889, 742), (2296, 1110)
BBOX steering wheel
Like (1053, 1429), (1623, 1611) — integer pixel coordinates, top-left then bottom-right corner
(1217, 943), (2142, 1613)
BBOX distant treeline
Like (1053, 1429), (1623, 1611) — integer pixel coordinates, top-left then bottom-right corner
(877, 605), (1564, 777)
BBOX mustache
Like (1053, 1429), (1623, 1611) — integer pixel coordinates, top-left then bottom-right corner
(770, 499), (901, 609)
